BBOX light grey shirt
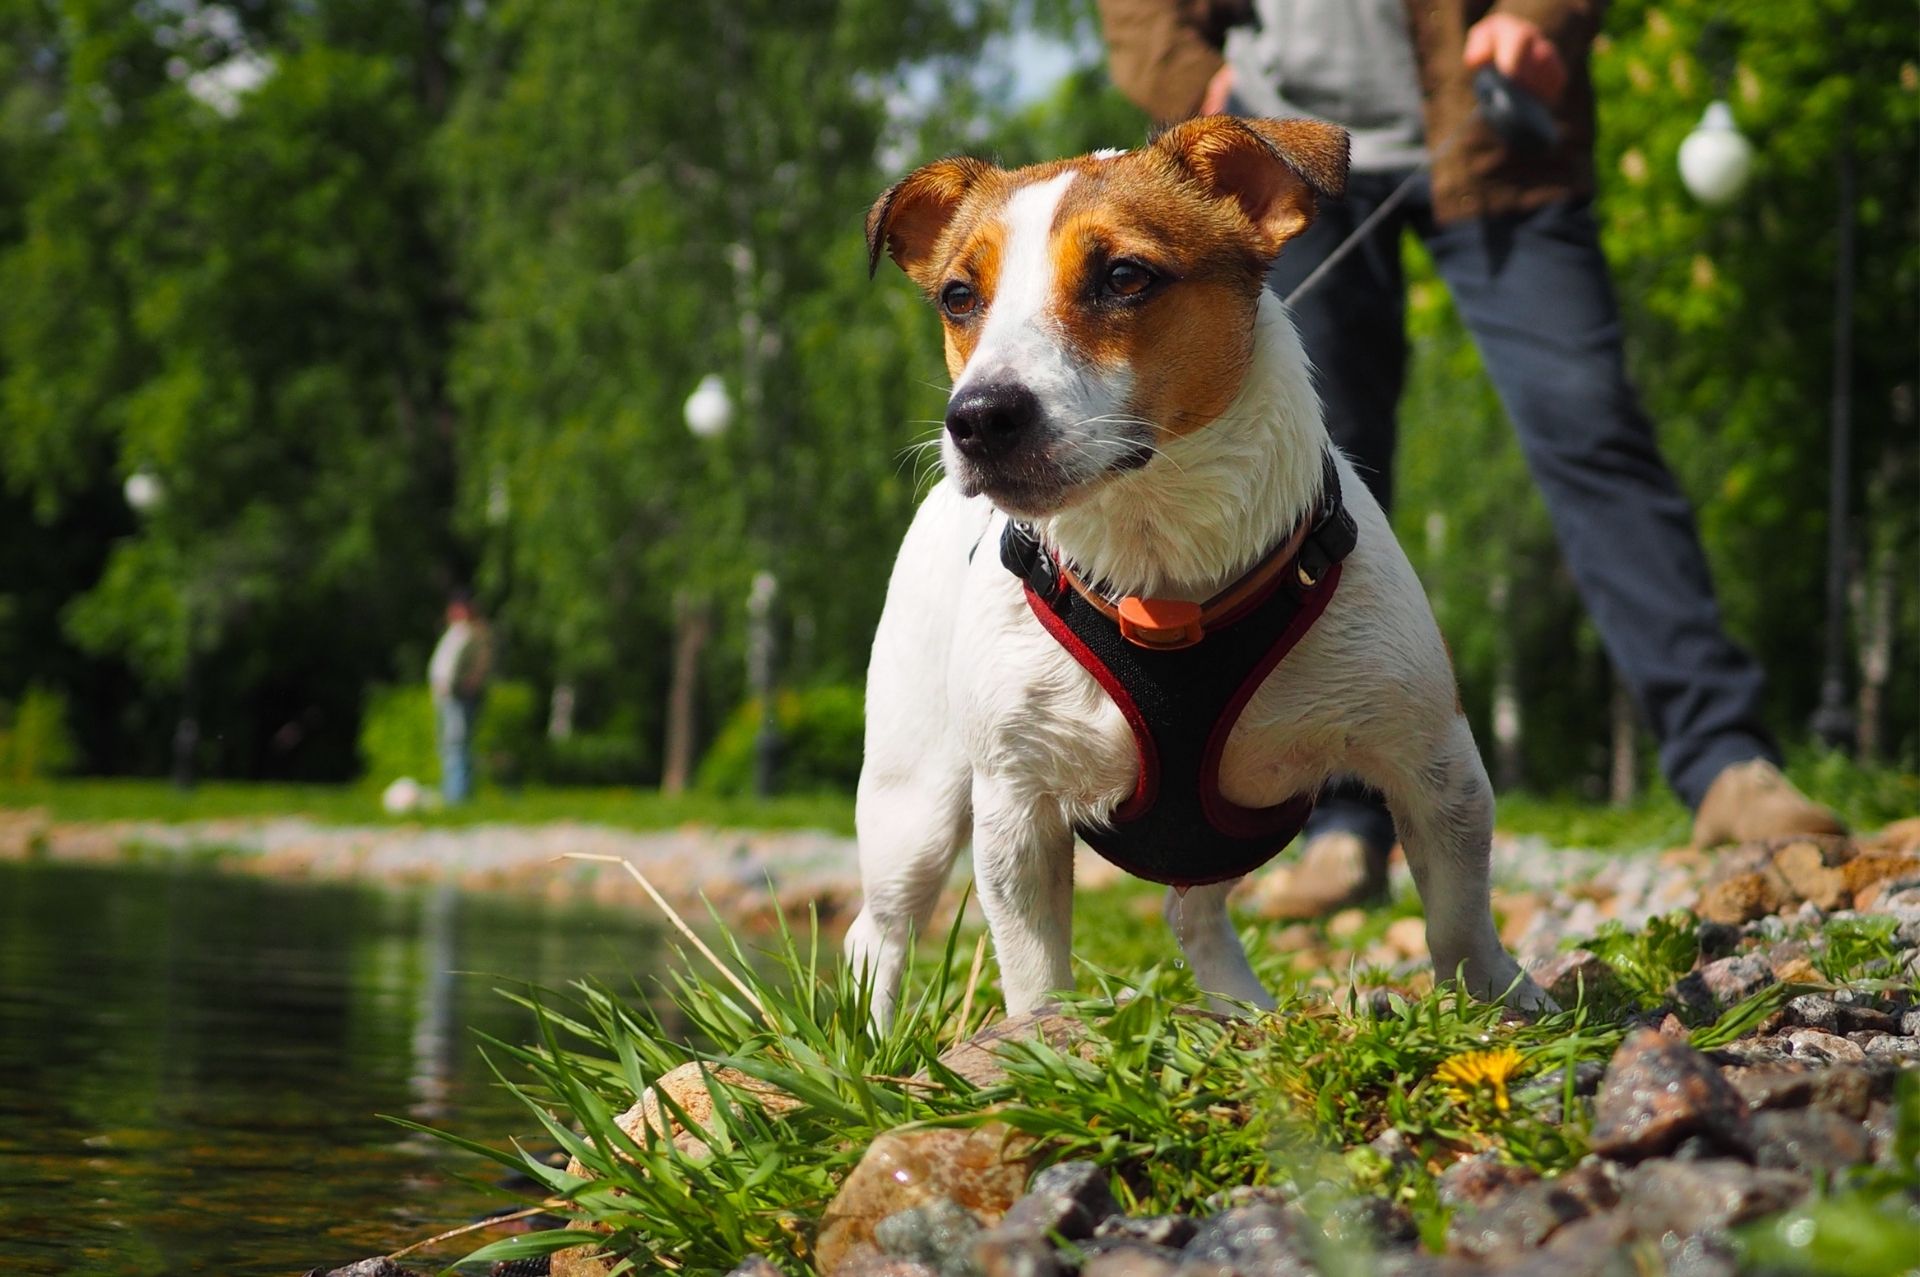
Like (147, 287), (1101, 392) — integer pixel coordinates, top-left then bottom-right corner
(1224, 0), (1428, 172)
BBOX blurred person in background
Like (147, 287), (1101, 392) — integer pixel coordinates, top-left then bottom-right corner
(428, 591), (493, 805)
(1097, 0), (1845, 916)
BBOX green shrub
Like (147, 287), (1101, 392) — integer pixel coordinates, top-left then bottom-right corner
(359, 684), (441, 784)
(537, 730), (651, 786)
(0, 687), (79, 782)
(358, 679), (540, 788)
(696, 683), (864, 796)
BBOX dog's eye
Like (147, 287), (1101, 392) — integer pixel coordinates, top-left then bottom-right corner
(940, 281), (978, 317)
(1104, 260), (1156, 298)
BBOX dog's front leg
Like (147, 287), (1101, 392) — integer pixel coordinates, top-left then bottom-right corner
(1165, 881), (1275, 1012)
(1384, 717), (1551, 1012)
(971, 776), (1075, 1015)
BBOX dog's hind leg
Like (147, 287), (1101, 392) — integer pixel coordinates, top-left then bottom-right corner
(1165, 881), (1275, 1012)
(845, 758), (971, 1031)
(1378, 716), (1550, 1011)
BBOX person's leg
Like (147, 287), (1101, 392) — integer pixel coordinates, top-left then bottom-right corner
(1251, 171), (1416, 914)
(1419, 200), (1797, 812)
(437, 695), (472, 804)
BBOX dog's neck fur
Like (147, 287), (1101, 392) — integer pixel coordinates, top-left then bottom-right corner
(1039, 292), (1330, 600)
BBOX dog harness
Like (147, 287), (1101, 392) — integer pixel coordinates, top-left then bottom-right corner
(999, 451), (1358, 888)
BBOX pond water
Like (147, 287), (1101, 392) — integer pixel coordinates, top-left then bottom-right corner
(0, 859), (667, 1276)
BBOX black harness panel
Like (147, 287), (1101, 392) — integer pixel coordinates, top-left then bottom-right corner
(1000, 452), (1358, 887)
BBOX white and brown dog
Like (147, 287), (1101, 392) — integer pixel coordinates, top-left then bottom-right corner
(847, 117), (1547, 1026)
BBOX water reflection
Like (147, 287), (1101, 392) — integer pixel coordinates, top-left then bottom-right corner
(0, 860), (663, 1276)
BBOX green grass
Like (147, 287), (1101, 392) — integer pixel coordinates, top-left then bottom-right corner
(0, 778), (856, 835)
(425, 888), (1919, 1277)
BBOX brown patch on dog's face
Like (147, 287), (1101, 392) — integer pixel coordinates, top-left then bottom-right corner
(865, 121), (1348, 511)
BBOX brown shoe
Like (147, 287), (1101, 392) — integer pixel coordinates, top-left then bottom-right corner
(1243, 830), (1391, 920)
(1691, 759), (1848, 848)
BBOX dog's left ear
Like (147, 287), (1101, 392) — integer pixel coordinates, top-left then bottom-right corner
(865, 156), (994, 283)
(1153, 117), (1350, 258)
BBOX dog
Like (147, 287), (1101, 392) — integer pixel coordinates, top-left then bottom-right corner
(846, 117), (1547, 1028)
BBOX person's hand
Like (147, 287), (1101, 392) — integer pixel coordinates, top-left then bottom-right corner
(1463, 13), (1566, 104)
(1200, 62), (1235, 115)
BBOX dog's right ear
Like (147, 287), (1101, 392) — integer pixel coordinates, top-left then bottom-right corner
(865, 157), (992, 282)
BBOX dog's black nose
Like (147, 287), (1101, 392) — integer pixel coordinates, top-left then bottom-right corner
(946, 383), (1040, 459)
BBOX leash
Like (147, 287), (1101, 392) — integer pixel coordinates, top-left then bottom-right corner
(1284, 68), (1557, 305)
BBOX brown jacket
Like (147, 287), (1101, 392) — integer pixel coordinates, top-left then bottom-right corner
(1096, 0), (1604, 222)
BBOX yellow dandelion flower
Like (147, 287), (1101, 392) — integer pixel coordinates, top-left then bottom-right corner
(1434, 1046), (1525, 1113)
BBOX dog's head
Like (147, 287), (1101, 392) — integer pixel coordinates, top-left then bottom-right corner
(867, 118), (1347, 518)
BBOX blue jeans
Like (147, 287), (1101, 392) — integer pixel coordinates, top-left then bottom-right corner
(1269, 172), (1777, 844)
(436, 694), (481, 804)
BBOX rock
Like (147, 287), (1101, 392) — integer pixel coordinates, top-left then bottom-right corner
(1726, 1063), (1872, 1118)
(1904, 1010), (1920, 1037)
(1513, 1060), (1607, 1125)
(1327, 908), (1368, 943)
(1079, 1244), (1182, 1277)
(933, 1011), (1089, 1089)
(1697, 870), (1791, 926)
(1781, 1028), (1867, 1063)
(874, 1198), (984, 1276)
(1695, 920), (1743, 960)
(1619, 1158), (1807, 1238)
(1588, 1030), (1751, 1162)
(816, 1126), (1036, 1274)
(1384, 916), (1429, 959)
(998, 1161), (1119, 1240)
(1510, 1212), (1636, 1277)
(1529, 950), (1628, 1007)
(1671, 954), (1774, 1020)
(1771, 842), (1848, 911)
(1367, 1128), (1421, 1174)
(1183, 1201), (1317, 1276)
(1436, 1153), (1538, 1209)
(1315, 1195), (1418, 1250)
(1447, 1178), (1594, 1260)
(1842, 853), (1920, 905)
(1749, 1107), (1872, 1174)
(1782, 995), (1896, 1036)
(727, 1260), (784, 1277)
(971, 1233), (1064, 1277)
(831, 1247), (942, 1277)
(1095, 1214), (1198, 1249)
(316, 1262), (410, 1277)
(1862, 816), (1920, 854)
(1863, 1034), (1920, 1060)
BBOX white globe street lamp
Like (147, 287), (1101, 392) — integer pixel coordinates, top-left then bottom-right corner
(683, 373), (735, 440)
(1678, 101), (1754, 206)
(124, 470), (165, 514)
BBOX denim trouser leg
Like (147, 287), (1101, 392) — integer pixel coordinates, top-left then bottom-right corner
(437, 695), (476, 804)
(1418, 198), (1777, 807)
(1270, 176), (1778, 834)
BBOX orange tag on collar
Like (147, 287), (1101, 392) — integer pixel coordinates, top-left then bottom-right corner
(1116, 596), (1204, 649)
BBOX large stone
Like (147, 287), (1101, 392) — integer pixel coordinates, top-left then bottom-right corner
(1725, 1063), (1872, 1118)
(1589, 1030), (1751, 1162)
(1671, 954), (1774, 1020)
(1078, 1245), (1182, 1277)
(933, 1011), (1089, 1089)
(1619, 1158), (1807, 1239)
(1770, 842), (1848, 911)
(1749, 1108), (1872, 1175)
(1436, 1153), (1538, 1209)
(816, 1125), (1036, 1274)
(1095, 1214), (1198, 1249)
(998, 1160), (1119, 1240)
(874, 1198), (985, 1277)
(1529, 950), (1628, 1007)
(1182, 1201), (1317, 1277)
(1696, 870), (1792, 926)
(1781, 1028), (1867, 1063)
(1446, 1163), (1616, 1262)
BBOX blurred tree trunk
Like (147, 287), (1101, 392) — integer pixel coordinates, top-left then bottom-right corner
(661, 593), (711, 795)
(1854, 452), (1899, 762)
(1609, 670), (1638, 806)
(1489, 572), (1522, 791)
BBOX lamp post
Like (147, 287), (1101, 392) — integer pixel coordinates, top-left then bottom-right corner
(1678, 100), (1856, 751)
(124, 471), (199, 788)
(682, 375), (782, 798)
